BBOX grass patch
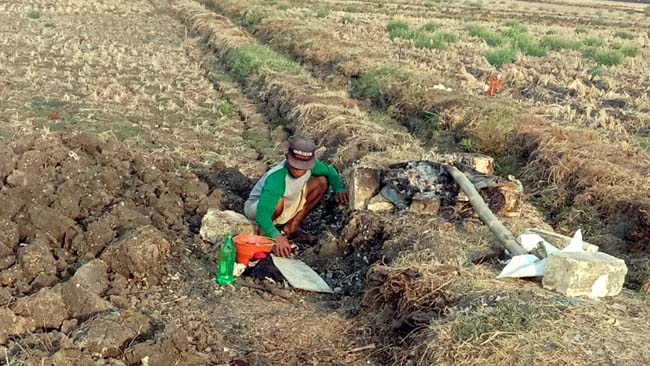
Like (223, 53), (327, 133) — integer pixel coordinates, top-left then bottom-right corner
(28, 10), (41, 19)
(485, 46), (516, 67)
(505, 30), (548, 56)
(217, 102), (236, 118)
(351, 67), (405, 107)
(225, 45), (301, 81)
(545, 29), (557, 35)
(575, 27), (589, 34)
(276, 2), (289, 10)
(465, 0), (483, 9)
(241, 9), (267, 27)
(472, 105), (517, 154)
(316, 4), (331, 18)
(614, 31), (634, 40)
(502, 20), (528, 36)
(466, 25), (505, 46)
(420, 21), (442, 32)
(243, 127), (274, 158)
(588, 65), (607, 77)
(637, 130), (650, 151)
(413, 33), (448, 49)
(437, 32), (458, 43)
(369, 110), (404, 131)
(615, 44), (640, 57)
(341, 15), (355, 24)
(450, 301), (560, 345)
(387, 20), (409, 35)
(582, 37), (606, 47)
(388, 22), (455, 49)
(583, 48), (624, 66)
(414, 108), (445, 142)
(541, 37), (583, 51)
(31, 96), (66, 115)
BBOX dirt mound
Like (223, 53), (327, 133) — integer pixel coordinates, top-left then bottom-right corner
(0, 132), (224, 364)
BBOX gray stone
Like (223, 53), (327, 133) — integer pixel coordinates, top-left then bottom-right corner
(13, 288), (68, 329)
(543, 252), (627, 297)
(367, 194), (394, 212)
(199, 209), (254, 244)
(348, 167), (381, 211)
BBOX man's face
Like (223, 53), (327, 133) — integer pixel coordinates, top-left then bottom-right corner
(286, 154), (308, 177)
(288, 164), (308, 178)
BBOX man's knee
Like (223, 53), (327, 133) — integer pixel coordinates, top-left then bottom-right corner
(310, 176), (328, 194)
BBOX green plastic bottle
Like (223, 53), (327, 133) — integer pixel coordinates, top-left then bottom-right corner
(216, 233), (236, 285)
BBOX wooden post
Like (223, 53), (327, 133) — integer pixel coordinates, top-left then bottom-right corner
(446, 165), (526, 256)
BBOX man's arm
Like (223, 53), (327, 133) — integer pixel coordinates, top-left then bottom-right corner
(311, 160), (345, 192)
(255, 170), (286, 238)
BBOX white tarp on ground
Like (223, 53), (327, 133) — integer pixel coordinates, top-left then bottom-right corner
(271, 255), (333, 293)
(497, 229), (585, 279)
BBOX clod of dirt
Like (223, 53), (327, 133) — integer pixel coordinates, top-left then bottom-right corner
(199, 209), (254, 244)
(102, 226), (171, 282)
(73, 310), (151, 358)
(0, 287), (12, 306)
(25, 205), (78, 244)
(83, 219), (116, 257)
(69, 259), (110, 294)
(124, 328), (213, 366)
(194, 165), (254, 212)
(0, 256), (15, 271)
(18, 238), (58, 284)
(61, 259), (111, 319)
(37, 348), (94, 366)
(13, 287), (68, 329)
(0, 308), (36, 345)
(0, 218), (19, 254)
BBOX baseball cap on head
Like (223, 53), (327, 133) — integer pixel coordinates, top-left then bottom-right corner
(287, 135), (316, 170)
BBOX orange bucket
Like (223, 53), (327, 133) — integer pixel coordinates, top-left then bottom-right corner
(234, 234), (275, 266)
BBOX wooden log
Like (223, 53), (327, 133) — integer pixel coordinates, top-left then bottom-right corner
(446, 165), (526, 256)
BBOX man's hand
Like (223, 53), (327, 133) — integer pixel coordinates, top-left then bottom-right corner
(273, 235), (292, 257)
(335, 191), (349, 204)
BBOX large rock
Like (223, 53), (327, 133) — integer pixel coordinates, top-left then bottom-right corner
(73, 310), (150, 358)
(199, 209), (254, 244)
(542, 252), (627, 297)
(0, 308), (35, 345)
(348, 167), (381, 211)
(101, 225), (171, 280)
(453, 153), (494, 175)
(13, 288), (68, 329)
(61, 259), (112, 319)
(18, 238), (57, 283)
(367, 194), (394, 212)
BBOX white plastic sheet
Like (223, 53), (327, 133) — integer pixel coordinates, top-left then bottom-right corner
(497, 229), (586, 279)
